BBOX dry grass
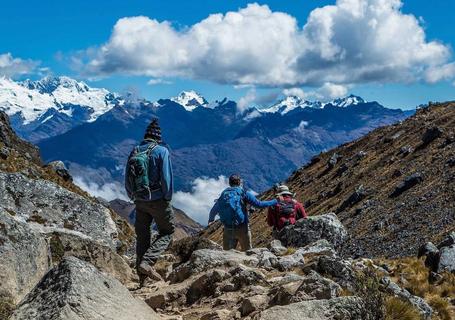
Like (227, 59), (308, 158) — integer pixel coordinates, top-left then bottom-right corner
(377, 257), (455, 320)
(384, 297), (421, 320)
(0, 296), (14, 320)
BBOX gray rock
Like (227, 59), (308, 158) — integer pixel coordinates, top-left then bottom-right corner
(381, 276), (432, 319)
(169, 249), (259, 283)
(316, 256), (356, 289)
(437, 245), (455, 273)
(417, 242), (440, 272)
(298, 271), (342, 299)
(267, 273), (305, 286)
(328, 153), (342, 169)
(296, 239), (336, 257)
(337, 185), (368, 213)
(269, 281), (305, 306)
(0, 172), (118, 249)
(278, 213), (348, 249)
(42, 229), (132, 284)
(276, 250), (305, 271)
(0, 210), (49, 304)
(256, 250), (279, 270)
(240, 294), (268, 316)
(46, 160), (72, 182)
(258, 296), (367, 320)
(268, 240), (287, 256)
(0, 146), (10, 159)
(11, 257), (159, 320)
(187, 269), (230, 304)
(389, 173), (424, 198)
(230, 265), (267, 289)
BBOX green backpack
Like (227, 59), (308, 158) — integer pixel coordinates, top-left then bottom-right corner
(126, 143), (157, 201)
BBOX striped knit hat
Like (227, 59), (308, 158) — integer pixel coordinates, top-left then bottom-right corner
(144, 118), (162, 142)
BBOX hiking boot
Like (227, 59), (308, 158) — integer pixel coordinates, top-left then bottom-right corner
(137, 262), (163, 281)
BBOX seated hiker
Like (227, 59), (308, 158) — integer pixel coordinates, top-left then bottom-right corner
(125, 118), (174, 283)
(267, 185), (307, 236)
(208, 174), (278, 251)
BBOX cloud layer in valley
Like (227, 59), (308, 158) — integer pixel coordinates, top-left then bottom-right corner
(73, 176), (129, 202)
(81, 0), (454, 87)
(173, 176), (229, 225)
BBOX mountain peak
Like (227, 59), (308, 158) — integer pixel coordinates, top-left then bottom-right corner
(329, 95), (365, 108)
(170, 90), (208, 111)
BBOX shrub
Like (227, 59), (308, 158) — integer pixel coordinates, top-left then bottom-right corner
(427, 294), (451, 320)
(352, 268), (385, 320)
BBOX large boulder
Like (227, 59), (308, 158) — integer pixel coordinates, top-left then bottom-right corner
(257, 296), (367, 320)
(0, 210), (49, 304)
(169, 249), (259, 283)
(41, 229), (132, 284)
(11, 257), (160, 320)
(0, 172), (118, 249)
(278, 213), (348, 249)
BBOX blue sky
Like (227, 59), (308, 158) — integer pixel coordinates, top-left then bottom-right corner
(1, 0), (455, 109)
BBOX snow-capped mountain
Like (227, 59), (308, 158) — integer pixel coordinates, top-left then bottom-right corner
(170, 90), (209, 111)
(0, 76), (119, 124)
(261, 94), (365, 115)
(0, 76), (122, 141)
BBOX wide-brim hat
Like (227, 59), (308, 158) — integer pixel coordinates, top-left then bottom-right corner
(276, 185), (293, 196)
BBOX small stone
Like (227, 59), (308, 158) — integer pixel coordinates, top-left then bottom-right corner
(268, 240), (287, 256)
(0, 146), (10, 159)
(240, 294), (268, 316)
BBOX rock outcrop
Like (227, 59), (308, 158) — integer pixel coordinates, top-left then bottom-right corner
(0, 172), (118, 249)
(278, 213), (348, 249)
(11, 257), (160, 320)
(0, 210), (49, 304)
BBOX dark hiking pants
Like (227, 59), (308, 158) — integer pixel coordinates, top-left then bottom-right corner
(223, 223), (252, 252)
(135, 199), (175, 268)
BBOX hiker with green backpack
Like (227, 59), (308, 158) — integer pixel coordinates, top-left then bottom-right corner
(208, 174), (279, 251)
(125, 118), (174, 282)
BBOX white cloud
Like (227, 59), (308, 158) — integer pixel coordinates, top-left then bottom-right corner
(0, 53), (40, 78)
(237, 88), (257, 113)
(173, 176), (229, 225)
(295, 120), (309, 133)
(80, 1), (454, 86)
(284, 83), (348, 101)
(283, 88), (306, 99)
(147, 78), (172, 85)
(316, 83), (349, 100)
(73, 176), (128, 201)
(425, 63), (455, 83)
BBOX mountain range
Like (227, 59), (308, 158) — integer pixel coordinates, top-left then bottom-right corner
(1, 76), (413, 193)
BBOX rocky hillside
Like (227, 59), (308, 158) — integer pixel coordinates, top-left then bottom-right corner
(205, 102), (455, 259)
(1, 107), (453, 319)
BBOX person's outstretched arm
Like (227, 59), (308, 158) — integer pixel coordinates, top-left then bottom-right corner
(208, 201), (220, 224)
(244, 191), (277, 208)
(160, 148), (173, 201)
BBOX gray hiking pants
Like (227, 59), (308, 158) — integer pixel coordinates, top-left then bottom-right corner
(135, 199), (175, 267)
(223, 224), (252, 252)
